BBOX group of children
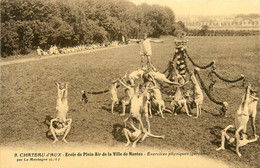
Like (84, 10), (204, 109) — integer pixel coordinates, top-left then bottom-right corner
(48, 33), (259, 156)
(107, 33), (198, 147)
(36, 40), (129, 59)
(108, 33), (259, 152)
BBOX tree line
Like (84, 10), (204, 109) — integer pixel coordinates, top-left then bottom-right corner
(1, 0), (179, 57)
(187, 25), (259, 36)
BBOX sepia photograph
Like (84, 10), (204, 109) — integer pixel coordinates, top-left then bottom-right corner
(0, 0), (260, 167)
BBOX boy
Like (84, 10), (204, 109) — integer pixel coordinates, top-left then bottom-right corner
(140, 34), (163, 67)
(36, 46), (43, 59)
(123, 117), (165, 148)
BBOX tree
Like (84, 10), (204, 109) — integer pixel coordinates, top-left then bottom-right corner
(173, 21), (186, 36)
(1, 0), (177, 57)
(199, 25), (209, 36)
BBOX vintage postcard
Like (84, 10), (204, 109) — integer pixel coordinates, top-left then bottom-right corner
(1, 0), (259, 167)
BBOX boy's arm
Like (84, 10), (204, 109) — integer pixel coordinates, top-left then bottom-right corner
(150, 39), (164, 43)
(129, 39), (141, 43)
(250, 95), (259, 101)
(172, 53), (177, 62)
(50, 118), (58, 128)
(64, 83), (68, 98)
(118, 79), (130, 89)
(55, 82), (59, 88)
(130, 122), (139, 132)
(66, 118), (72, 125)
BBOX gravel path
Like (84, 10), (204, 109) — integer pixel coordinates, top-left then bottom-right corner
(0, 44), (133, 66)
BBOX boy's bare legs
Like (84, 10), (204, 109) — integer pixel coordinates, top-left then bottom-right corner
(120, 102), (126, 116)
(216, 125), (234, 151)
(145, 115), (151, 133)
(50, 128), (59, 143)
(235, 126), (243, 157)
(148, 102), (152, 118)
(123, 117), (129, 127)
(251, 117), (258, 138)
(183, 100), (192, 117)
(140, 55), (145, 67)
(132, 134), (144, 148)
(123, 128), (132, 146)
(62, 119), (72, 143)
(141, 128), (165, 142)
(120, 99), (129, 116)
(65, 83), (68, 97)
(195, 103), (199, 118)
(148, 133), (165, 139)
(158, 104), (164, 118)
(147, 56), (157, 72)
(136, 116), (145, 133)
(50, 119), (59, 143)
(111, 100), (116, 114)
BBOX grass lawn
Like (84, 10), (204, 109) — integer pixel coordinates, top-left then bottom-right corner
(0, 36), (259, 168)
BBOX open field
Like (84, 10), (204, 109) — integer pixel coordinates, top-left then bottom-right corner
(0, 36), (260, 167)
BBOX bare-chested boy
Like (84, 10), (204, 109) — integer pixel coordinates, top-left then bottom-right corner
(149, 70), (181, 86)
(128, 66), (147, 86)
(50, 82), (72, 143)
(123, 117), (165, 148)
(123, 84), (151, 134)
(118, 79), (135, 116)
(36, 46), (43, 59)
(110, 80), (119, 114)
(50, 118), (72, 143)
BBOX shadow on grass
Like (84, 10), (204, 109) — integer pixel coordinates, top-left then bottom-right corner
(43, 115), (53, 126)
(43, 115), (54, 140)
(101, 104), (122, 114)
(101, 104), (130, 115)
(203, 108), (221, 117)
(101, 105), (111, 113)
(210, 126), (223, 146)
(111, 123), (126, 142)
(230, 84), (244, 89)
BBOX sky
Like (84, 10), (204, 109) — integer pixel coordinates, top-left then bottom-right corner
(129, 0), (260, 16)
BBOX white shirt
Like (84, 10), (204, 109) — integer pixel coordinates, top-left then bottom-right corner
(36, 48), (42, 55)
(141, 39), (152, 55)
(49, 47), (53, 54)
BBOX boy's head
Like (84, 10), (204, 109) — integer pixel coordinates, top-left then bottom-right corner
(250, 89), (257, 97)
(141, 65), (147, 71)
(143, 33), (147, 39)
(126, 80), (132, 86)
(54, 120), (65, 129)
(58, 82), (66, 90)
(139, 84), (146, 93)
